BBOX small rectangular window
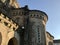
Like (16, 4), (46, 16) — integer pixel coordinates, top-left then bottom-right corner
(4, 22), (8, 26)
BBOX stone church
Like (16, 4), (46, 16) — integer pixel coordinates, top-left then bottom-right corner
(0, 0), (54, 45)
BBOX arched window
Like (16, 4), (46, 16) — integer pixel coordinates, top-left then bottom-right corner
(8, 37), (18, 45)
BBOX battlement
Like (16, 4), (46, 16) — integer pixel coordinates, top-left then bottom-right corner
(29, 10), (48, 23)
(0, 13), (18, 31)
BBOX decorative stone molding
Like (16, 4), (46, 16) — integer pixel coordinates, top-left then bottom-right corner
(0, 13), (18, 31)
(0, 13), (18, 45)
(29, 10), (48, 25)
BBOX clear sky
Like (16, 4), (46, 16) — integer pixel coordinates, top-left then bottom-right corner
(17, 0), (60, 39)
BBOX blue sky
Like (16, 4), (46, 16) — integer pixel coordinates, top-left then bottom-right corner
(17, 0), (60, 39)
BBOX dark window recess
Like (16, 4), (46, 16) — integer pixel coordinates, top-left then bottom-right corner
(37, 25), (40, 43)
(4, 22), (8, 26)
(38, 37), (40, 39)
(30, 14), (32, 17)
(13, 12), (16, 15)
(38, 40), (40, 42)
(32, 15), (34, 17)
(36, 14), (38, 18)
(34, 14), (35, 16)
(0, 19), (1, 21)
(40, 16), (42, 19)
(37, 15), (38, 17)
(13, 27), (15, 30)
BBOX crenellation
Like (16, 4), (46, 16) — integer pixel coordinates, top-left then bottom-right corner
(29, 10), (48, 24)
(10, 20), (13, 23)
(1, 19), (4, 24)
(6, 17), (9, 20)
(0, 13), (4, 17)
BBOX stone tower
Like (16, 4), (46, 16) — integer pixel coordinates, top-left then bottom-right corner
(8, 5), (48, 45)
(23, 10), (48, 45)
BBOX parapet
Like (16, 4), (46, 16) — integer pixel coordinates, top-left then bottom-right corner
(0, 13), (18, 31)
(29, 10), (48, 23)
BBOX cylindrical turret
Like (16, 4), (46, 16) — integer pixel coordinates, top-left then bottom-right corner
(24, 10), (48, 45)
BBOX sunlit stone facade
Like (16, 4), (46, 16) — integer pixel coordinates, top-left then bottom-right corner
(46, 32), (54, 45)
(0, 0), (19, 45)
(0, 13), (18, 45)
